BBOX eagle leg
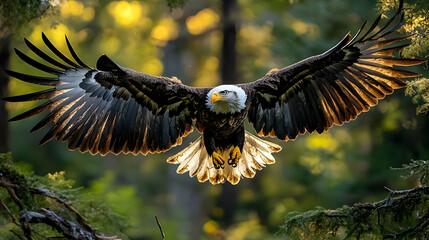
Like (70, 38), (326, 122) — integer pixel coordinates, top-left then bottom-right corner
(212, 152), (225, 169)
(228, 146), (241, 167)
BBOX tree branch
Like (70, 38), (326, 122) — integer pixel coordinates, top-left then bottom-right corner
(281, 184), (429, 239)
(0, 197), (19, 226)
(31, 188), (94, 232)
(0, 159), (122, 240)
(155, 216), (166, 240)
(0, 178), (24, 209)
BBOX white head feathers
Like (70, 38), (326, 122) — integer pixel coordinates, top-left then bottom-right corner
(206, 85), (247, 114)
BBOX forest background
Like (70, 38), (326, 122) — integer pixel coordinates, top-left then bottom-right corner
(0, 0), (428, 239)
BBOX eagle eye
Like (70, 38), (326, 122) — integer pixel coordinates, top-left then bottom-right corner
(219, 90), (227, 95)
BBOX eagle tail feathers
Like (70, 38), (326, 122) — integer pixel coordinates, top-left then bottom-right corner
(166, 131), (282, 185)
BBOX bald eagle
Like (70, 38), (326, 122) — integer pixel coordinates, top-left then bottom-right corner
(4, 13), (424, 185)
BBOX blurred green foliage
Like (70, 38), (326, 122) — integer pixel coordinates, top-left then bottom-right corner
(1, 0), (428, 239)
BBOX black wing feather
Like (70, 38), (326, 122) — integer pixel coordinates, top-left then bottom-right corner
(4, 70), (58, 86)
(24, 38), (72, 70)
(5, 33), (205, 156)
(3, 88), (55, 102)
(14, 48), (64, 75)
(42, 33), (81, 68)
(247, 14), (424, 141)
(65, 35), (91, 69)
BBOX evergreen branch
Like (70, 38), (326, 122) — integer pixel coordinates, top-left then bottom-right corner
(384, 210), (429, 239)
(384, 185), (429, 195)
(280, 184), (429, 238)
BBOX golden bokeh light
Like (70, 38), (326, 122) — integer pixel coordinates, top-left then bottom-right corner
(306, 133), (338, 153)
(100, 35), (121, 55)
(203, 220), (219, 234)
(82, 7), (95, 22)
(186, 8), (220, 35)
(151, 18), (178, 46)
(61, 0), (94, 22)
(299, 155), (323, 175)
(29, 24), (71, 49)
(239, 24), (273, 47)
(108, 1), (143, 27)
(141, 58), (163, 76)
(289, 18), (320, 39)
(193, 56), (221, 87)
(61, 0), (84, 17)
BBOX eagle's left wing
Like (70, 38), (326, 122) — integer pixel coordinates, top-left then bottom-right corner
(4, 33), (206, 155)
(244, 14), (424, 141)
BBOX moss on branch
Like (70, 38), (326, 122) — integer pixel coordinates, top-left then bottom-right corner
(0, 152), (124, 240)
(279, 160), (429, 239)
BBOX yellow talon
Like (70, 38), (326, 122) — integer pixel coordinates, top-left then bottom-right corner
(212, 152), (225, 169)
(229, 146), (241, 167)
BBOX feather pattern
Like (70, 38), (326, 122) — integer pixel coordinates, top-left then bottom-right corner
(5, 33), (206, 155)
(4, 12), (424, 186)
(246, 13), (424, 141)
(167, 131), (281, 185)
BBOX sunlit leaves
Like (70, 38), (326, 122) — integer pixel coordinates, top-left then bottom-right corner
(406, 78), (429, 114)
(377, 3), (429, 90)
(377, 1), (429, 115)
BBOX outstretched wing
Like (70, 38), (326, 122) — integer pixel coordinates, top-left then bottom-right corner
(4, 33), (207, 155)
(245, 14), (424, 140)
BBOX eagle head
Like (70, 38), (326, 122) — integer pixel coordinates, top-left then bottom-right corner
(206, 85), (247, 114)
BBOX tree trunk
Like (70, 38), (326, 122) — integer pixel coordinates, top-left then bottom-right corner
(218, 0), (239, 227)
(0, 31), (11, 153)
(221, 0), (237, 85)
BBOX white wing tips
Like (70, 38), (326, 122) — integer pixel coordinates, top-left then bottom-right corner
(166, 131), (282, 185)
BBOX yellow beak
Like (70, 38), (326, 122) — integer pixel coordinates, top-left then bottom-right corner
(211, 91), (226, 104)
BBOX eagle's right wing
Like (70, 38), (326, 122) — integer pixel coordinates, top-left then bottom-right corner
(245, 13), (424, 141)
(4, 33), (205, 155)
